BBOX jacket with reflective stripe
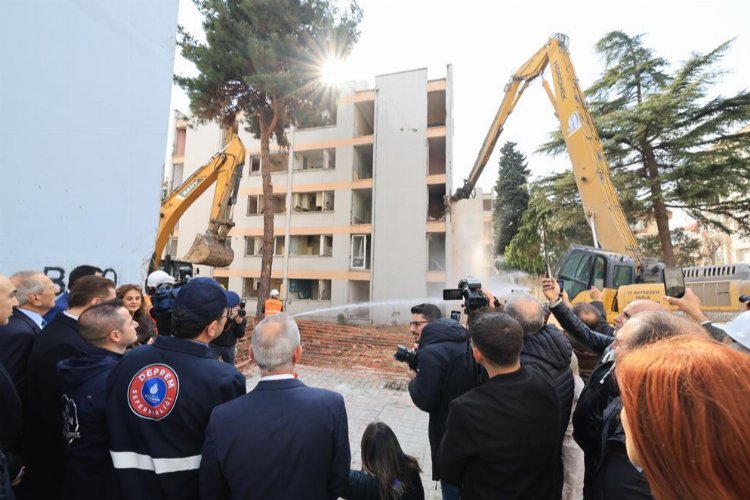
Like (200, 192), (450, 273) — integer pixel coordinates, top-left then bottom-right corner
(106, 336), (246, 500)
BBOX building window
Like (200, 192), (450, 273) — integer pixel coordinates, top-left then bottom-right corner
(289, 234), (333, 256)
(247, 194), (286, 215)
(294, 148), (335, 171)
(288, 279), (331, 301)
(242, 277), (283, 299)
(243, 236), (285, 256)
(248, 156), (261, 175)
(292, 191), (334, 212)
(351, 235), (371, 270)
(427, 233), (446, 271)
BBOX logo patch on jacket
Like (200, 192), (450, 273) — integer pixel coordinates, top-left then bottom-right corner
(127, 364), (179, 420)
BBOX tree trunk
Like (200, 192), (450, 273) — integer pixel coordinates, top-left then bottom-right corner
(642, 143), (676, 266)
(255, 107), (280, 321)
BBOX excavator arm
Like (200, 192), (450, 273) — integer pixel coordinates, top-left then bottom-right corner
(149, 134), (246, 274)
(450, 33), (643, 267)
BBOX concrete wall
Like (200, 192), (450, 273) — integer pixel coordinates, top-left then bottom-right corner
(371, 69), (429, 323)
(0, 0), (179, 285)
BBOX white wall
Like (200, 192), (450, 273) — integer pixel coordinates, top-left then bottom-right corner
(0, 0), (179, 286)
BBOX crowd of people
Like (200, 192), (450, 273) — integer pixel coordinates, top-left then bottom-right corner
(1, 264), (749, 500)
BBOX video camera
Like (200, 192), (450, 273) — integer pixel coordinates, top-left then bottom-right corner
(443, 277), (489, 315)
(394, 345), (418, 370)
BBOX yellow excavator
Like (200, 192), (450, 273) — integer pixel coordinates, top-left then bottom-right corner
(451, 33), (750, 320)
(148, 131), (246, 277)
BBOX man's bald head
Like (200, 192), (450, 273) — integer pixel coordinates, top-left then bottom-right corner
(614, 310), (707, 357)
(614, 299), (667, 330)
(0, 274), (19, 326)
(504, 294), (545, 336)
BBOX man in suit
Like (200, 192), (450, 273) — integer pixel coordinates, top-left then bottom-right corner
(0, 273), (22, 496)
(200, 314), (350, 500)
(0, 271), (57, 398)
(439, 311), (561, 500)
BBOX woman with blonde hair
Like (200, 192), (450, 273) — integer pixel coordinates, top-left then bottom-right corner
(617, 335), (750, 499)
(115, 284), (156, 345)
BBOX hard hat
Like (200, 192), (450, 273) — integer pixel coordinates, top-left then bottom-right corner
(270, 289), (280, 297)
(147, 270), (176, 288)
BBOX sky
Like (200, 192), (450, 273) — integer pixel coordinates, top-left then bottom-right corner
(170, 0), (750, 200)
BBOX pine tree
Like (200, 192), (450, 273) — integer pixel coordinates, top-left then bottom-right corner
(540, 31), (750, 266)
(492, 142), (530, 255)
(176, 0), (361, 319)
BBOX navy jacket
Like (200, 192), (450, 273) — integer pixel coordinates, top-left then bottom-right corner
(521, 324), (574, 439)
(200, 378), (350, 500)
(23, 312), (87, 500)
(0, 307), (42, 398)
(106, 335), (246, 500)
(408, 318), (479, 480)
(58, 344), (123, 500)
(344, 468), (425, 500)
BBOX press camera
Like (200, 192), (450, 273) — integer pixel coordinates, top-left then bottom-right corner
(443, 277), (489, 315)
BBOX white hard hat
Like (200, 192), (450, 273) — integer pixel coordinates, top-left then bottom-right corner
(270, 289), (280, 297)
(147, 270), (176, 288)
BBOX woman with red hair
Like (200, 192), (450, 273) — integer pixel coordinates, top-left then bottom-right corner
(617, 335), (750, 499)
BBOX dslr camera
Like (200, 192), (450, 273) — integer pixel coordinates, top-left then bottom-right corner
(237, 299), (247, 318)
(443, 277), (489, 315)
(394, 345), (418, 370)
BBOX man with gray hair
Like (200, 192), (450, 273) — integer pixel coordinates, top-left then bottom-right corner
(200, 314), (350, 500)
(0, 270), (57, 398)
(505, 293), (573, 498)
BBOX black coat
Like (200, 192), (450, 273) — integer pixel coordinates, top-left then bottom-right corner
(408, 319), (478, 480)
(0, 307), (42, 399)
(550, 302), (619, 498)
(344, 468), (425, 500)
(22, 312), (87, 500)
(589, 398), (652, 500)
(521, 324), (574, 439)
(210, 318), (247, 347)
(438, 367), (561, 500)
(0, 363), (22, 490)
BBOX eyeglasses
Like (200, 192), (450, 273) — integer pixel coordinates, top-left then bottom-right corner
(409, 320), (428, 327)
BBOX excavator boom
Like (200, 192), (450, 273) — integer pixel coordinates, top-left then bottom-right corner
(450, 33), (642, 266)
(149, 134), (246, 274)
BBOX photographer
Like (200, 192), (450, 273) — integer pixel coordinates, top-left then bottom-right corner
(406, 304), (477, 500)
(210, 291), (247, 364)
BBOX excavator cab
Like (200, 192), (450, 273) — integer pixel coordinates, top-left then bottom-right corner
(555, 246), (637, 300)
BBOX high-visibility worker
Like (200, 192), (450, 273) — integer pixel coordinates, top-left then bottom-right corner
(263, 289), (283, 317)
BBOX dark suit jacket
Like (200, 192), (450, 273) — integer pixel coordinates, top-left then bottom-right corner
(200, 377), (350, 500)
(0, 307), (42, 398)
(22, 312), (86, 500)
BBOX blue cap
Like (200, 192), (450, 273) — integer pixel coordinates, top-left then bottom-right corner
(226, 291), (241, 308)
(172, 277), (228, 323)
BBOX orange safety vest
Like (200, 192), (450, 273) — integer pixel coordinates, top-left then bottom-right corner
(264, 298), (283, 316)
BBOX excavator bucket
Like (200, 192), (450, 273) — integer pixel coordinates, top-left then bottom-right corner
(181, 232), (235, 268)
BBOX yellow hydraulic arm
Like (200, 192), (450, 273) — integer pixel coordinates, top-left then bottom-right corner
(149, 134), (246, 273)
(450, 33), (643, 267)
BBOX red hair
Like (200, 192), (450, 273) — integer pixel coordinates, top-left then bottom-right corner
(617, 335), (750, 499)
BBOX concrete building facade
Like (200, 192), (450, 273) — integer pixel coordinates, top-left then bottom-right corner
(168, 67), (460, 323)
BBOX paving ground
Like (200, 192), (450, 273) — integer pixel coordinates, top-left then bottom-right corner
(243, 364), (442, 500)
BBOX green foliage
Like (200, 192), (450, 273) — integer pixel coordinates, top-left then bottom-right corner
(493, 142), (530, 255)
(539, 31), (750, 262)
(176, 0), (362, 140)
(638, 227), (702, 267)
(504, 171), (591, 274)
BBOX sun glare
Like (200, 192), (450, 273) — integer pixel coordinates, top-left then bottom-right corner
(321, 58), (347, 85)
